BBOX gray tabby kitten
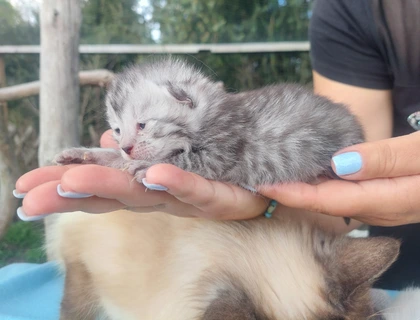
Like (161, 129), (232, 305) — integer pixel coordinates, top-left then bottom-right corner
(55, 58), (364, 187)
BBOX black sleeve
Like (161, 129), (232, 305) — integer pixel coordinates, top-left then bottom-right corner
(309, 0), (393, 90)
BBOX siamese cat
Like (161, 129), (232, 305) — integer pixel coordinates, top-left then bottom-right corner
(49, 208), (399, 320)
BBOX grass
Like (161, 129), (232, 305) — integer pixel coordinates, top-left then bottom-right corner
(0, 220), (46, 268)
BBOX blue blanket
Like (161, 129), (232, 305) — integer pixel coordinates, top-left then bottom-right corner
(0, 263), (63, 320)
(0, 262), (402, 320)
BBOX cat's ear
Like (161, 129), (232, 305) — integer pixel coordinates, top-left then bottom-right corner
(201, 287), (263, 320)
(165, 81), (194, 109)
(333, 237), (400, 296)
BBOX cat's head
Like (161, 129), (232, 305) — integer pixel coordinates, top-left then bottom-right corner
(190, 219), (400, 320)
(105, 58), (225, 161)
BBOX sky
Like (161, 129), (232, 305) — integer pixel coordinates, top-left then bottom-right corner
(8, 0), (40, 23)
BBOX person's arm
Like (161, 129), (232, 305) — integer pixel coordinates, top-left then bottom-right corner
(259, 70), (420, 227)
(269, 0), (398, 232)
(313, 71), (394, 142)
(259, 130), (420, 227)
(293, 72), (393, 231)
(269, 72), (394, 234)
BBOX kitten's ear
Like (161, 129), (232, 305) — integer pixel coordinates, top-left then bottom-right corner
(334, 237), (400, 295)
(165, 81), (194, 108)
(201, 288), (261, 320)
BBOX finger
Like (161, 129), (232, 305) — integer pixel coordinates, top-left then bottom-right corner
(60, 165), (174, 208)
(259, 176), (420, 225)
(127, 204), (195, 218)
(259, 181), (364, 217)
(20, 171), (190, 217)
(100, 129), (118, 149)
(146, 164), (268, 219)
(332, 131), (420, 180)
(15, 165), (76, 193)
(22, 180), (125, 216)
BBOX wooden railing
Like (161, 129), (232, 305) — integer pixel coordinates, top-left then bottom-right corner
(0, 69), (115, 102)
(0, 42), (310, 55)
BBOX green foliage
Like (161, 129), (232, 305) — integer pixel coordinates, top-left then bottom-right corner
(152, 0), (312, 43)
(0, 0), (40, 45)
(0, 221), (46, 267)
(1, 0), (41, 171)
(151, 0), (314, 88)
(81, 0), (152, 44)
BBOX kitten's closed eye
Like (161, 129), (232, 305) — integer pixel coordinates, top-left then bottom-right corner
(114, 128), (120, 135)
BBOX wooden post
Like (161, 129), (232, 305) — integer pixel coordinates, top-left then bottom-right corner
(0, 55), (20, 238)
(39, 0), (82, 166)
(39, 0), (81, 258)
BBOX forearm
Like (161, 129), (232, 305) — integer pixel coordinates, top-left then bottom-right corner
(307, 71), (394, 233)
(313, 71), (393, 142)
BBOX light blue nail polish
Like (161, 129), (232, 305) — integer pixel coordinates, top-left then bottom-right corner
(17, 207), (53, 222)
(332, 152), (362, 176)
(240, 184), (257, 193)
(13, 189), (27, 199)
(142, 178), (168, 191)
(57, 184), (94, 198)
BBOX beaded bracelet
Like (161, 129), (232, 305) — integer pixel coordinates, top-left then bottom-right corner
(264, 200), (278, 218)
(407, 111), (420, 131)
(262, 198), (351, 224)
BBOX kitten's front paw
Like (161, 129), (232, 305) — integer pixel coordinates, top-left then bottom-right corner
(134, 169), (147, 183)
(123, 160), (149, 181)
(54, 148), (98, 165)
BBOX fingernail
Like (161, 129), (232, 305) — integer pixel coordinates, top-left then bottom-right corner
(57, 184), (94, 198)
(240, 184), (257, 193)
(13, 190), (27, 199)
(332, 152), (362, 176)
(17, 207), (54, 222)
(142, 178), (168, 191)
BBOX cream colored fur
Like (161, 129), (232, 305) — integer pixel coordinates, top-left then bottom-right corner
(48, 209), (334, 320)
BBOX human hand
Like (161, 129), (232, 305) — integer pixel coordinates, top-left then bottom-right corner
(258, 131), (420, 226)
(14, 130), (268, 221)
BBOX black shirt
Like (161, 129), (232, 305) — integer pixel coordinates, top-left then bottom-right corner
(310, 0), (420, 290)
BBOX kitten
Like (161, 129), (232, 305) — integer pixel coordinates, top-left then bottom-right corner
(49, 208), (399, 320)
(54, 57), (364, 187)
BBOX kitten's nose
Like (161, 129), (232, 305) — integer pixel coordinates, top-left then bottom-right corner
(122, 146), (133, 155)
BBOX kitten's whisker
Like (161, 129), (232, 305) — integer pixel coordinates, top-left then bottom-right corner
(184, 54), (218, 78)
(367, 305), (403, 319)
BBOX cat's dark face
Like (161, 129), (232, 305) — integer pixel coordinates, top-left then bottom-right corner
(194, 220), (399, 320)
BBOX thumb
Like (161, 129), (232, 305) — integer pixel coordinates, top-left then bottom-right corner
(331, 131), (420, 180)
(100, 129), (118, 149)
